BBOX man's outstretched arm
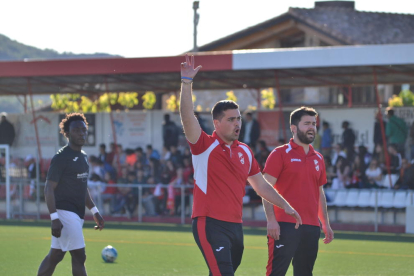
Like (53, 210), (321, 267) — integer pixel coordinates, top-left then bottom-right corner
(248, 173), (302, 229)
(180, 54), (202, 144)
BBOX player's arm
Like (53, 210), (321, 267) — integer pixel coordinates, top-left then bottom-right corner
(85, 188), (104, 231)
(262, 174), (281, 240)
(248, 173), (302, 229)
(44, 180), (63, 238)
(180, 54), (202, 144)
(318, 186), (333, 244)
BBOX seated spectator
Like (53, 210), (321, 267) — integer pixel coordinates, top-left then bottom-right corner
(170, 145), (183, 167)
(106, 142), (116, 165)
(101, 171), (118, 215)
(153, 175), (169, 215)
(324, 156), (336, 188)
(382, 144), (402, 188)
(160, 145), (171, 164)
(395, 158), (414, 190)
(182, 147), (192, 160)
(112, 171), (136, 218)
(372, 144), (386, 169)
(365, 159), (383, 188)
(125, 148), (137, 167)
(331, 156), (351, 189)
(135, 147), (146, 164)
(146, 145), (160, 164)
(350, 155), (367, 188)
(88, 173), (105, 211)
(331, 144), (347, 166)
(141, 174), (157, 216)
(358, 145), (372, 166)
(89, 155), (105, 180)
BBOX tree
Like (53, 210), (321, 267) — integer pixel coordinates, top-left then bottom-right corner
(50, 92), (147, 113)
(261, 88), (275, 109)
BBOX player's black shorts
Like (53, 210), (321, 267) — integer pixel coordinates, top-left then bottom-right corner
(192, 216), (243, 276)
(266, 222), (320, 276)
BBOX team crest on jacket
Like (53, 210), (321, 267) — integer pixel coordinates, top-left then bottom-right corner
(314, 159), (319, 171)
(238, 152), (245, 164)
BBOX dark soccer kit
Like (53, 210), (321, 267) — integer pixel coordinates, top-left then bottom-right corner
(47, 145), (90, 219)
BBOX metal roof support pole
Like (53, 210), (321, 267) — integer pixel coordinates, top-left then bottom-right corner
(27, 78), (43, 168)
(104, 79), (119, 172)
(347, 86), (353, 108)
(275, 71), (287, 143)
(372, 67), (392, 188)
(24, 95), (27, 113)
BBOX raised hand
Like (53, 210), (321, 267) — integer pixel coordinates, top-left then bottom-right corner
(181, 54), (202, 80)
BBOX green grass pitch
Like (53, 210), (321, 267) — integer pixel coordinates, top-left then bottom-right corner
(1, 220), (413, 276)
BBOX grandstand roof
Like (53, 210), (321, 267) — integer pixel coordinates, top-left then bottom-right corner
(0, 43), (413, 96)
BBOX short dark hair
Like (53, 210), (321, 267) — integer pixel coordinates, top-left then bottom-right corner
(386, 107), (394, 116)
(100, 143), (106, 149)
(211, 100), (239, 121)
(59, 113), (88, 137)
(290, 106), (317, 127)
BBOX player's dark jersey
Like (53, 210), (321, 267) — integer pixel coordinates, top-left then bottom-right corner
(46, 145), (89, 219)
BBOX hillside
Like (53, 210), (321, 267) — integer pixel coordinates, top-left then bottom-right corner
(0, 33), (120, 61)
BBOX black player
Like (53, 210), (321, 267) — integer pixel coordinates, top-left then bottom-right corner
(37, 113), (104, 276)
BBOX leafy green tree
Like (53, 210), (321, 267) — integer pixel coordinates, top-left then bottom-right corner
(50, 92), (140, 113)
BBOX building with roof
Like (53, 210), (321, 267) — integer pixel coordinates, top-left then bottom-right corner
(195, 0), (414, 107)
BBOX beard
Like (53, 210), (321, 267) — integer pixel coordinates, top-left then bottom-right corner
(297, 128), (314, 144)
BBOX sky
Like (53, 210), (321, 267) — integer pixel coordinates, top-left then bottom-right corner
(1, 0), (414, 58)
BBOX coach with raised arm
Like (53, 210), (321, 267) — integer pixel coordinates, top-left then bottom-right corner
(179, 54), (302, 276)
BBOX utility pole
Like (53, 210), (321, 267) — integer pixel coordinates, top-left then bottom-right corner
(193, 1), (200, 52)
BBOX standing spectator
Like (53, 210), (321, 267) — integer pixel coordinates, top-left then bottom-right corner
(162, 114), (179, 148)
(386, 107), (408, 157)
(98, 143), (107, 164)
(239, 111), (261, 151)
(321, 121), (333, 158)
(0, 112), (15, 146)
(24, 154), (37, 198)
(373, 111), (387, 151)
(341, 121), (356, 162)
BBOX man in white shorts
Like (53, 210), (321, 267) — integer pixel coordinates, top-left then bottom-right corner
(37, 113), (104, 276)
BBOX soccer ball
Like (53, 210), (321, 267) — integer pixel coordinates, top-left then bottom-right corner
(101, 245), (118, 263)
